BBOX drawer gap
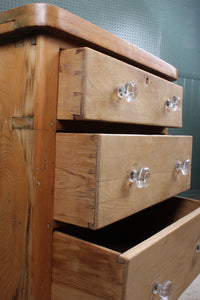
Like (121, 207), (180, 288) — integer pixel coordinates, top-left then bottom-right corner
(56, 120), (167, 135)
(54, 197), (200, 253)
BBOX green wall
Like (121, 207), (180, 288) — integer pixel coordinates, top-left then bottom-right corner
(1, 0), (200, 194)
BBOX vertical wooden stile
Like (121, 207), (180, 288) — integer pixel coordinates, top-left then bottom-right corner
(0, 34), (59, 300)
(30, 35), (59, 300)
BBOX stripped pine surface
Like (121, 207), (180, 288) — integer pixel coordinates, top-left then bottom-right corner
(0, 34), (68, 300)
(54, 134), (192, 229)
(58, 47), (182, 126)
(52, 198), (200, 300)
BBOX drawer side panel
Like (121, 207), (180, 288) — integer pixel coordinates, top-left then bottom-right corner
(54, 133), (98, 227)
(51, 282), (105, 300)
(52, 231), (124, 300)
(57, 48), (84, 119)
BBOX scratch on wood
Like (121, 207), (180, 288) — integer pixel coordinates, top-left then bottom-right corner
(89, 169), (96, 174)
(56, 166), (86, 180)
(74, 70), (82, 76)
(75, 48), (84, 54)
(73, 92), (82, 96)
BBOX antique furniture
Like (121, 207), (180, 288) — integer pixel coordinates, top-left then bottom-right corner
(0, 3), (199, 300)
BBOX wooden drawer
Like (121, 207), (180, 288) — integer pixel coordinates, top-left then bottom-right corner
(57, 47), (182, 127)
(54, 134), (192, 229)
(52, 197), (200, 300)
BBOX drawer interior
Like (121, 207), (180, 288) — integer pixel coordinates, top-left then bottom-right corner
(55, 197), (200, 253)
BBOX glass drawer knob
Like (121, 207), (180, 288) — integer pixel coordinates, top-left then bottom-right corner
(129, 167), (150, 188)
(153, 281), (173, 300)
(118, 80), (138, 103)
(166, 96), (181, 111)
(176, 159), (191, 175)
(196, 243), (200, 253)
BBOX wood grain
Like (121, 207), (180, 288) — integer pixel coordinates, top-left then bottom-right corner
(54, 134), (192, 229)
(0, 21), (14, 34)
(0, 3), (177, 81)
(0, 40), (34, 300)
(58, 47), (182, 126)
(52, 231), (124, 300)
(30, 35), (60, 300)
(52, 199), (200, 300)
(51, 283), (105, 300)
(120, 206), (200, 300)
(0, 34), (62, 300)
(54, 133), (98, 228)
(57, 48), (83, 119)
(168, 196), (200, 220)
(97, 134), (192, 228)
(0, 5), (192, 300)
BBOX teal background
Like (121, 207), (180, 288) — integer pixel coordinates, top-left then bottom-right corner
(1, 0), (200, 195)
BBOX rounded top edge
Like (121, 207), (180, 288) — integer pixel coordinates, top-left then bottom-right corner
(0, 3), (178, 81)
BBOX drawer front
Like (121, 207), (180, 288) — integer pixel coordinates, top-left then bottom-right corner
(120, 205), (200, 300)
(54, 134), (192, 229)
(52, 198), (200, 300)
(57, 47), (182, 127)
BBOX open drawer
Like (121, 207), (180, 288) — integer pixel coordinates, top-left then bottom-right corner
(54, 134), (192, 229)
(57, 47), (182, 127)
(52, 197), (200, 300)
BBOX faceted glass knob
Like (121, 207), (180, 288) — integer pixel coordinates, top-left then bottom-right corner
(117, 80), (138, 103)
(153, 281), (173, 300)
(166, 96), (181, 111)
(176, 159), (191, 175)
(129, 167), (150, 188)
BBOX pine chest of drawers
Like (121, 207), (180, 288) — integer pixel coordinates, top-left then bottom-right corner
(0, 3), (199, 300)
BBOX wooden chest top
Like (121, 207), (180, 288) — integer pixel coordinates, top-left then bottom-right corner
(0, 3), (177, 81)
